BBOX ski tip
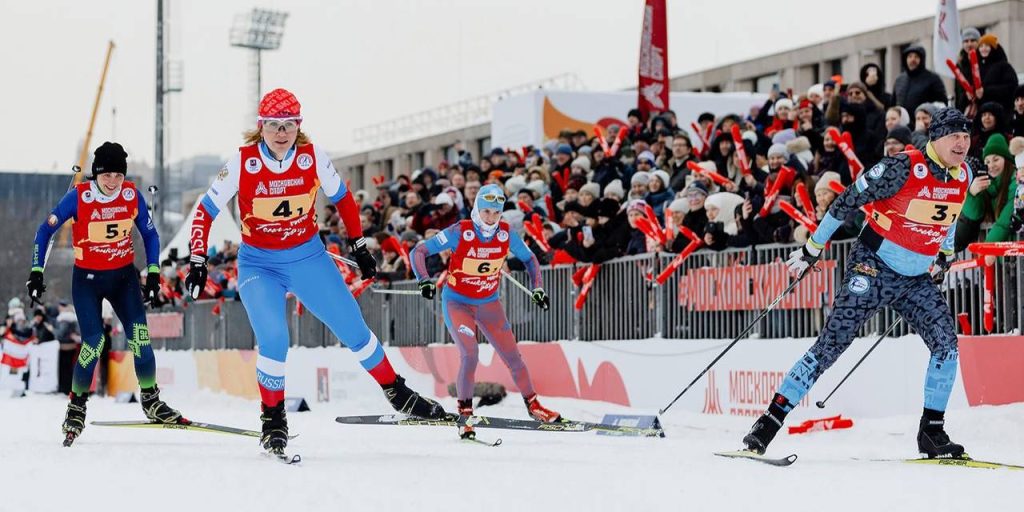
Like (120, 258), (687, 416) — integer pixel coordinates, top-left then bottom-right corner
(714, 450), (798, 467)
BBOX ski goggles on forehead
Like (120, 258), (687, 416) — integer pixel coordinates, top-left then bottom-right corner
(480, 193), (506, 203)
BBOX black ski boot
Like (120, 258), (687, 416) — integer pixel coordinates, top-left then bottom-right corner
(382, 375), (449, 419)
(917, 409), (965, 459)
(742, 393), (791, 454)
(458, 399), (475, 439)
(260, 402), (289, 452)
(140, 385), (186, 424)
(62, 393), (89, 447)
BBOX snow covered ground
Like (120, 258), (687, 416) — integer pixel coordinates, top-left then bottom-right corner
(1, 389), (1020, 512)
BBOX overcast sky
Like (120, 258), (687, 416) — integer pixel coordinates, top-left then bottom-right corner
(0, 0), (994, 171)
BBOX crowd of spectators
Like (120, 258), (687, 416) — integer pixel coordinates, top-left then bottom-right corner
(322, 28), (1023, 281)
(128, 28), (1024, 294)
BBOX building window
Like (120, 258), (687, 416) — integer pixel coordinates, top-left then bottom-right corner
(828, 59), (842, 78)
(442, 144), (455, 166)
(478, 137), (492, 160)
(412, 151), (425, 171)
(754, 73), (782, 93)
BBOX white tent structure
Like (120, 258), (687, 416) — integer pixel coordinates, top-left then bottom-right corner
(159, 196), (241, 262)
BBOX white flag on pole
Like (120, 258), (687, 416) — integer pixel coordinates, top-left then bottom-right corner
(933, 0), (961, 78)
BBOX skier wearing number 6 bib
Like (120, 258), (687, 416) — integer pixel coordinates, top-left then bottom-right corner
(184, 89), (448, 456)
(743, 108), (975, 459)
(29, 142), (184, 446)
(410, 184), (559, 440)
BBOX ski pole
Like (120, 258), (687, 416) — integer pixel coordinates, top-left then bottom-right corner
(326, 251), (358, 268)
(659, 268), (813, 414)
(41, 165), (83, 271)
(370, 288), (421, 296)
(815, 317), (903, 409)
(501, 269), (534, 296)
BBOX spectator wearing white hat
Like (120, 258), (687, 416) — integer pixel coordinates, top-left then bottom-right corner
(578, 182), (600, 209)
(681, 182), (710, 239)
(813, 171), (859, 240)
(645, 169), (674, 221)
(702, 192), (745, 251)
(629, 172), (651, 201)
(603, 179), (625, 203)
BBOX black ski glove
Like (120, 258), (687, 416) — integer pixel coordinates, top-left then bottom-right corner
(142, 267), (161, 307)
(26, 270), (46, 306)
(351, 237), (377, 279)
(418, 279), (436, 300)
(185, 254), (209, 300)
(531, 288), (550, 311)
(930, 252), (952, 285)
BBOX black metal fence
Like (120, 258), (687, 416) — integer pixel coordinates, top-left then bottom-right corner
(137, 240), (1022, 350)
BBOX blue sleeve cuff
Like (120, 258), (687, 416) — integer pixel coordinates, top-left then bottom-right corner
(810, 212), (842, 247)
(201, 194), (221, 218)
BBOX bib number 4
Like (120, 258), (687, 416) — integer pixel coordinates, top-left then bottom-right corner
(272, 200), (304, 218)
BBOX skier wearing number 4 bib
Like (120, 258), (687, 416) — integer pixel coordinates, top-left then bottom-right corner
(743, 108), (975, 459)
(184, 89), (448, 456)
(411, 184), (558, 440)
(29, 142), (184, 446)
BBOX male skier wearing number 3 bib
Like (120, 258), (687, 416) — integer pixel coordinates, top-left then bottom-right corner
(743, 108), (975, 459)
(184, 89), (447, 458)
(411, 184), (558, 440)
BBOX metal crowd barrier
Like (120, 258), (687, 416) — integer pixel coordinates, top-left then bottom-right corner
(145, 240), (1022, 350)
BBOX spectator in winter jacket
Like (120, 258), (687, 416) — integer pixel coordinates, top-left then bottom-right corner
(882, 125), (913, 158)
(667, 135), (698, 192)
(796, 98), (825, 139)
(603, 179), (625, 203)
(975, 34), (1019, 114)
(665, 198), (690, 252)
(1012, 86), (1024, 138)
(624, 200), (650, 255)
(681, 182), (709, 238)
(757, 97), (798, 137)
(411, 193), (459, 234)
(954, 27), (982, 113)
(814, 130), (851, 184)
(837, 100), (882, 169)
(911, 103), (937, 150)
(812, 171), (860, 240)
(971, 102), (1010, 159)
(701, 192), (745, 250)
(578, 182), (600, 209)
(586, 198), (631, 263)
(893, 44), (947, 114)
(462, 180), (480, 218)
(846, 82), (887, 140)
(629, 172), (651, 201)
(590, 147), (622, 194)
(955, 134), (1019, 253)
(884, 106), (911, 132)
(860, 63), (893, 108)
(644, 170), (674, 221)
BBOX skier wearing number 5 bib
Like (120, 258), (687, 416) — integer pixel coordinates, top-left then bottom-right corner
(743, 108), (975, 459)
(184, 89), (448, 457)
(411, 184), (559, 440)
(29, 142), (184, 446)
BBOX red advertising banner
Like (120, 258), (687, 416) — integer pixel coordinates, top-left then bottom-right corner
(145, 312), (184, 338)
(958, 335), (1024, 406)
(677, 261), (837, 311)
(637, 0), (668, 117)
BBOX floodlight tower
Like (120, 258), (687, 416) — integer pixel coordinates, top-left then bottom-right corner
(230, 8), (288, 119)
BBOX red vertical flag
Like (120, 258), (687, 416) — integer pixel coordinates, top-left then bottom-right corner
(637, 0), (668, 118)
